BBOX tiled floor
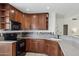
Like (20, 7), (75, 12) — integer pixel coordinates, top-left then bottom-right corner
(26, 52), (47, 56)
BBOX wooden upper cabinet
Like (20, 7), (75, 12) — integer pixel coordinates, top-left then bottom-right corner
(9, 5), (15, 20)
(15, 10), (20, 22)
(21, 14), (25, 29)
(22, 13), (48, 30)
(26, 13), (48, 30)
(14, 9), (24, 29)
(8, 4), (23, 23)
(31, 14), (39, 30)
(0, 4), (48, 30)
(23, 14), (31, 30)
(38, 14), (47, 30)
(19, 12), (24, 29)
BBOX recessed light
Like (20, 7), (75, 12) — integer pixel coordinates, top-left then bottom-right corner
(33, 15), (36, 18)
(46, 6), (50, 10)
(26, 9), (30, 11)
(11, 10), (14, 13)
(72, 18), (77, 20)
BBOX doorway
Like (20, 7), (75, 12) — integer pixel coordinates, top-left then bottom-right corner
(63, 24), (68, 35)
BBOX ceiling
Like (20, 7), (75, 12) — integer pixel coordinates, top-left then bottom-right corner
(10, 3), (79, 18)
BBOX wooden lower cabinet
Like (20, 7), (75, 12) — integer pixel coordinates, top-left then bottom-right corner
(26, 39), (45, 53)
(45, 40), (64, 56)
(45, 40), (59, 56)
(26, 39), (31, 52)
(29, 39), (37, 52)
(0, 42), (16, 56)
(26, 39), (64, 56)
(58, 44), (64, 56)
(37, 39), (45, 53)
(26, 39), (35, 52)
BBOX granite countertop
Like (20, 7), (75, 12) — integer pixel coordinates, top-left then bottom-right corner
(0, 37), (16, 43)
(58, 39), (79, 56)
(0, 30), (51, 33)
(19, 36), (79, 56)
(17, 37), (60, 41)
(0, 40), (16, 43)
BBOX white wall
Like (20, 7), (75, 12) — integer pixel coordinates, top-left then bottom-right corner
(55, 17), (64, 35)
(48, 11), (56, 34)
(63, 14), (79, 36)
(56, 14), (79, 36)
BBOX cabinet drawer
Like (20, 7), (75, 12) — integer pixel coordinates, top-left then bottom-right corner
(46, 40), (58, 45)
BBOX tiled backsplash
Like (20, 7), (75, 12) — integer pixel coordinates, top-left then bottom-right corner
(59, 35), (79, 45)
(22, 32), (58, 38)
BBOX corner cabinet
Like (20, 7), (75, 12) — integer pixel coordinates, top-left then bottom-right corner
(45, 40), (59, 56)
(0, 42), (16, 56)
(23, 14), (31, 30)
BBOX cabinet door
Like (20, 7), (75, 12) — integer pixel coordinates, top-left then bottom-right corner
(26, 39), (31, 52)
(26, 39), (45, 53)
(9, 5), (15, 20)
(36, 39), (45, 53)
(29, 39), (37, 52)
(15, 10), (21, 22)
(24, 13), (48, 30)
(15, 10), (18, 21)
(45, 45), (56, 56)
(19, 12), (23, 29)
(31, 14), (39, 30)
(24, 14), (31, 30)
(45, 40), (59, 56)
(26, 39), (37, 52)
(38, 14), (47, 30)
(48, 45), (58, 56)
(15, 10), (24, 29)
(21, 14), (25, 29)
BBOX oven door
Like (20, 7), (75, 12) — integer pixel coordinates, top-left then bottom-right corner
(16, 39), (26, 56)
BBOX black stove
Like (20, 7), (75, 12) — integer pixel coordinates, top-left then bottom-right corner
(3, 33), (26, 56)
(16, 39), (26, 56)
(3, 20), (26, 56)
(3, 33), (17, 41)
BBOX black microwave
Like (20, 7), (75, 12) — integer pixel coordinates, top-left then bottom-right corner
(11, 20), (21, 30)
(3, 20), (21, 41)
